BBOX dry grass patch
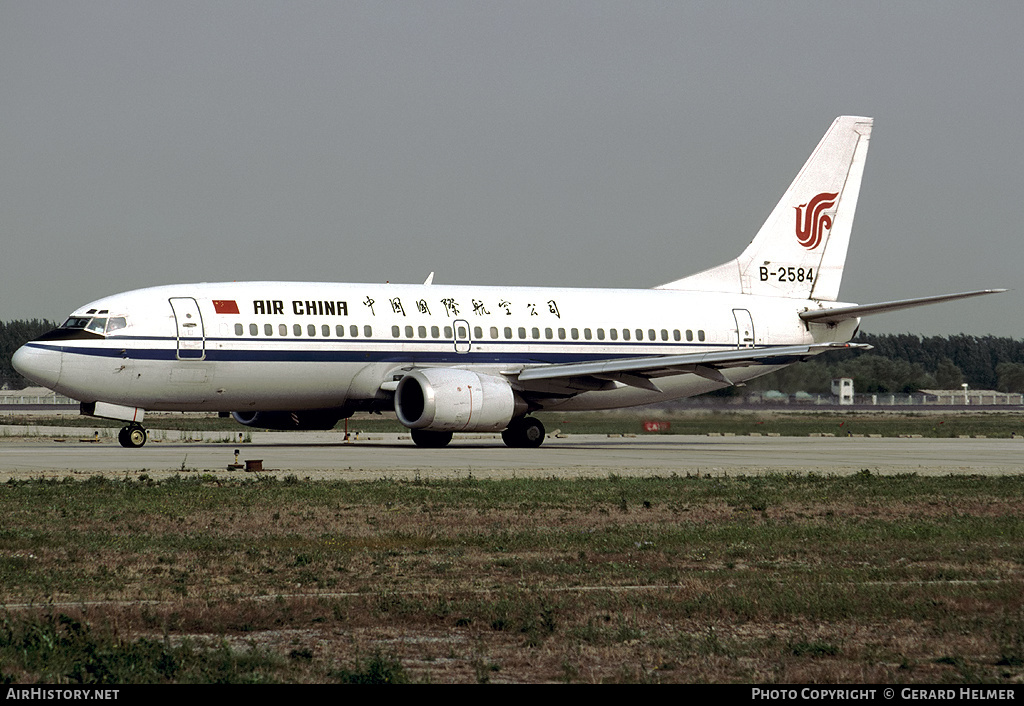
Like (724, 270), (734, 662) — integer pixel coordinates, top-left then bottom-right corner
(2, 473), (1024, 682)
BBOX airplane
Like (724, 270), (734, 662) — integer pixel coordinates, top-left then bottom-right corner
(12, 116), (1004, 449)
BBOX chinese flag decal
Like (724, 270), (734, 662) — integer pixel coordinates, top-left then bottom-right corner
(213, 300), (240, 314)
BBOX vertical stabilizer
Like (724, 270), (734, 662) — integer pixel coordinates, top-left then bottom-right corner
(658, 116), (872, 301)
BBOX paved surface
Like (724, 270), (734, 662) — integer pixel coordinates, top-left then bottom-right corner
(0, 427), (1021, 480)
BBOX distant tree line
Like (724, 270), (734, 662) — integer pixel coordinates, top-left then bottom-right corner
(1, 320), (1022, 395)
(0, 319), (58, 389)
(747, 332), (1024, 395)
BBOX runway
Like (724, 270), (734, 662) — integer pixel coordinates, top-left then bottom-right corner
(1, 428), (1022, 480)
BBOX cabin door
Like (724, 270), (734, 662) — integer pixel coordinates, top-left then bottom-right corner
(170, 297), (206, 360)
(733, 309), (755, 349)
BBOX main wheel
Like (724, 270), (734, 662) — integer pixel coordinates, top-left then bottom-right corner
(410, 429), (453, 448)
(118, 424), (147, 448)
(502, 417), (545, 448)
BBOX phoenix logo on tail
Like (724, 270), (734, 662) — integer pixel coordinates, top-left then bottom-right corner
(795, 191), (838, 250)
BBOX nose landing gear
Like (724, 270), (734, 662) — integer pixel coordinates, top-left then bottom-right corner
(118, 424), (148, 448)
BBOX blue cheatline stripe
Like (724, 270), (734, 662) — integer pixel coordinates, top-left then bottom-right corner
(26, 338), (747, 366)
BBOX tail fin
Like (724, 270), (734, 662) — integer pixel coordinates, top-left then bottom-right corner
(658, 115), (873, 301)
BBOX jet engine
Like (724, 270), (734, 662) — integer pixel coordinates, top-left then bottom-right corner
(394, 368), (525, 432)
(230, 409), (348, 431)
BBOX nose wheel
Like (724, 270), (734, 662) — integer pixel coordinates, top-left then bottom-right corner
(118, 424), (148, 448)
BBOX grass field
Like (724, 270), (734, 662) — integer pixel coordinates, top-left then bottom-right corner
(2, 472), (1024, 683)
(4, 408), (1024, 439)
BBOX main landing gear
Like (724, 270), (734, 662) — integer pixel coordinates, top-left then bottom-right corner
(408, 417), (547, 448)
(117, 423), (148, 448)
(410, 429), (453, 448)
(501, 417), (545, 448)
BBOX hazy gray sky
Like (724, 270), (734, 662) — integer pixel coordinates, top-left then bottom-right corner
(2, 1), (1020, 336)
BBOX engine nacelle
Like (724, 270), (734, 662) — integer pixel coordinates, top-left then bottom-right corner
(230, 409), (347, 431)
(394, 368), (524, 432)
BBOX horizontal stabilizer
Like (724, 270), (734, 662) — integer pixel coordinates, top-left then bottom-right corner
(799, 289), (1007, 325)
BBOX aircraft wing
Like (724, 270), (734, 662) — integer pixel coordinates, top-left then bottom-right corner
(799, 289), (1006, 325)
(508, 342), (870, 393)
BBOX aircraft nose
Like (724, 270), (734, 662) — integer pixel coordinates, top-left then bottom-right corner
(12, 344), (62, 389)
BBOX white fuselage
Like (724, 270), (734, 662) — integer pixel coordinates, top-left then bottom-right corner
(16, 281), (858, 414)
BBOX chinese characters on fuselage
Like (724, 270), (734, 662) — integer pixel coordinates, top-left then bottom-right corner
(252, 297), (562, 319)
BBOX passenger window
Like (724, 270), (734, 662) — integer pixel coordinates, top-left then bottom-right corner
(597, 328), (605, 340)
(648, 329), (656, 341)
(571, 328), (579, 340)
(293, 324), (302, 337)
(490, 327), (498, 339)
(474, 326), (483, 338)
(336, 325), (345, 337)
(661, 329), (668, 341)
(503, 327), (512, 339)
(673, 330), (681, 341)
(544, 328), (553, 340)
(235, 323), (243, 336)
(609, 329), (617, 341)
(418, 326), (427, 338)
(444, 326), (453, 338)
(431, 326), (440, 338)
(636, 329), (643, 341)
(350, 325), (359, 337)
(558, 328), (566, 340)
(518, 327), (527, 339)
(265, 324), (273, 336)
(281, 324), (288, 337)
(364, 325), (372, 337)
(622, 329), (630, 341)
(531, 327), (540, 339)
(584, 328), (592, 340)
(686, 330), (694, 341)
(698, 330), (706, 341)
(323, 325), (330, 337)
(308, 324), (316, 337)
(392, 325), (401, 338)
(405, 325), (414, 338)
(250, 324), (259, 336)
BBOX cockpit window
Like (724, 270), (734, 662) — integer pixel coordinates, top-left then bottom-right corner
(60, 316), (128, 334)
(61, 317), (92, 329)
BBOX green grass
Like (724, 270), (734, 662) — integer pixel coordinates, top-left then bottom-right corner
(4, 409), (1023, 437)
(0, 611), (286, 684)
(537, 410), (1024, 438)
(2, 473), (1024, 682)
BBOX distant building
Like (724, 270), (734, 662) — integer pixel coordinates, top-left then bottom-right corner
(919, 389), (1024, 406)
(0, 386), (77, 406)
(831, 378), (854, 405)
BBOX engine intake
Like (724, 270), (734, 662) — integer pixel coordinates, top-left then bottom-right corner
(394, 368), (524, 432)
